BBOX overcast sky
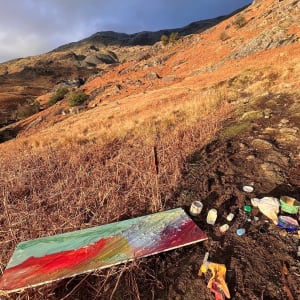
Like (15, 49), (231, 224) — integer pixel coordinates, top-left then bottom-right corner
(0, 0), (252, 63)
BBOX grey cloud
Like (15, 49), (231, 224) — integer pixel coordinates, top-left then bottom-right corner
(0, 0), (252, 62)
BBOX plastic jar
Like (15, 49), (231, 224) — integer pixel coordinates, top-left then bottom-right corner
(206, 209), (218, 225)
(189, 201), (203, 216)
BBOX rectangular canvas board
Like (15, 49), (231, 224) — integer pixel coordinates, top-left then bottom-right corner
(0, 207), (207, 294)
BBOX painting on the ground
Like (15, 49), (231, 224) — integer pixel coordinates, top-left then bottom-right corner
(0, 208), (207, 293)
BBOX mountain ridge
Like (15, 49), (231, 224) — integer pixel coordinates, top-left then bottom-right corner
(52, 6), (248, 51)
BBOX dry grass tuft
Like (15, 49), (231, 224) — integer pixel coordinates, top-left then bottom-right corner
(0, 88), (231, 299)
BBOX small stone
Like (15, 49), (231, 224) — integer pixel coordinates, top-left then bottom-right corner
(246, 155), (256, 161)
(279, 127), (298, 135)
(263, 109), (272, 118)
(241, 111), (264, 121)
(263, 127), (277, 134)
(252, 139), (273, 150)
(265, 150), (289, 168)
(144, 71), (160, 80)
(279, 118), (289, 125)
(260, 162), (284, 184)
(266, 99), (278, 107)
(243, 97), (250, 104)
(276, 133), (298, 144)
(162, 75), (177, 83)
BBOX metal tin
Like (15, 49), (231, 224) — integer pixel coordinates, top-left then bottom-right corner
(189, 201), (203, 216)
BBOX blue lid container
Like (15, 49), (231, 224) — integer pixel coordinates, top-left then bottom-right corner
(277, 215), (299, 231)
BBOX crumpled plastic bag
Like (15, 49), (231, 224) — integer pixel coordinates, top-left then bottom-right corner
(251, 197), (280, 224)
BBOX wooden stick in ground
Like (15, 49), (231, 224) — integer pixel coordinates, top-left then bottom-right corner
(152, 145), (161, 211)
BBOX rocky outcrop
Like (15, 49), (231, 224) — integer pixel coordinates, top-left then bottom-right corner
(231, 27), (299, 59)
(81, 51), (118, 67)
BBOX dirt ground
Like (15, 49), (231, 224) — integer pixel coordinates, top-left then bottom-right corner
(157, 92), (300, 300)
(51, 92), (300, 300)
(163, 145), (300, 300)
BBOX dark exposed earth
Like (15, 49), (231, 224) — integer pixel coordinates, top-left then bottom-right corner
(49, 92), (300, 300)
(161, 92), (300, 300)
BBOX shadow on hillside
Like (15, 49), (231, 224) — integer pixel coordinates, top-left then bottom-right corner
(0, 126), (18, 143)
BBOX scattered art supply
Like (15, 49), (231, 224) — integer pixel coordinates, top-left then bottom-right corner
(277, 215), (299, 231)
(0, 208), (207, 294)
(226, 213), (235, 222)
(251, 197), (280, 224)
(243, 185), (254, 193)
(236, 228), (246, 236)
(244, 205), (252, 213)
(219, 224), (229, 234)
(207, 209), (218, 225)
(189, 201), (203, 216)
(211, 280), (226, 300)
(199, 252), (230, 299)
(280, 196), (300, 214)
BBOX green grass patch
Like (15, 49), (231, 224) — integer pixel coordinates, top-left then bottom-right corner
(223, 121), (251, 138)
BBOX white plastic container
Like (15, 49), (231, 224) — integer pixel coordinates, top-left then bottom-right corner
(219, 224), (229, 233)
(189, 201), (203, 216)
(243, 185), (254, 193)
(226, 213), (235, 222)
(236, 228), (246, 236)
(206, 209), (217, 225)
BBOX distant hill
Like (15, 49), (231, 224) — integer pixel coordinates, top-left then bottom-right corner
(53, 9), (249, 52)
(0, 8), (247, 131)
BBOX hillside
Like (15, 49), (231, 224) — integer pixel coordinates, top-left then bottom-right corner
(0, 11), (236, 133)
(0, 0), (300, 299)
